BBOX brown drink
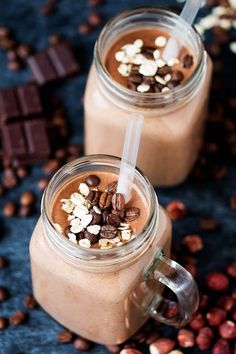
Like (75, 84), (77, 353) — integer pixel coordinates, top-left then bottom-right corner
(84, 8), (212, 186)
(30, 155), (199, 344)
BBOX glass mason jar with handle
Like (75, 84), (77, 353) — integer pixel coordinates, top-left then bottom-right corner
(30, 155), (198, 345)
(84, 7), (212, 186)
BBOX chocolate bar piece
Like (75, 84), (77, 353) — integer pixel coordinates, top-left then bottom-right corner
(27, 42), (80, 85)
(2, 119), (51, 165)
(47, 43), (80, 78)
(0, 84), (43, 127)
(17, 84), (42, 116)
(27, 52), (57, 85)
(0, 88), (21, 124)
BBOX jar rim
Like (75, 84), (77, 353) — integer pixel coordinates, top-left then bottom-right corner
(41, 154), (159, 265)
(95, 6), (205, 107)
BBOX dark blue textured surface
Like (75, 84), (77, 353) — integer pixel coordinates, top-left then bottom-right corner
(0, 1), (235, 353)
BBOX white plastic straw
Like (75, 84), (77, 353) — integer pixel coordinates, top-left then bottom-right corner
(162, 0), (203, 61)
(117, 113), (144, 202)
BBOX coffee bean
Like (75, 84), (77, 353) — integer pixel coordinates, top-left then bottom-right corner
(16, 44), (31, 59)
(3, 167), (18, 188)
(0, 287), (9, 302)
(100, 225), (117, 239)
(19, 205), (32, 217)
(167, 80), (180, 89)
(128, 73), (142, 84)
(172, 70), (184, 82)
(154, 84), (161, 92)
(182, 54), (193, 69)
(77, 232), (85, 240)
(87, 0), (104, 6)
(86, 174), (100, 187)
(78, 22), (92, 35)
(128, 82), (137, 91)
(7, 49), (17, 61)
(16, 166), (28, 179)
(87, 190), (100, 206)
(99, 192), (112, 210)
(37, 178), (49, 191)
(106, 181), (118, 194)
(157, 66), (172, 76)
(84, 231), (99, 244)
(0, 257), (7, 269)
(10, 311), (27, 326)
(57, 331), (74, 343)
(200, 218), (217, 231)
(112, 193), (125, 211)
(143, 76), (155, 85)
(3, 202), (17, 217)
(142, 46), (155, 59)
(74, 337), (92, 351)
(88, 12), (102, 26)
(0, 26), (10, 38)
(125, 207), (140, 222)
(0, 317), (8, 331)
(0, 184), (5, 197)
(0, 37), (15, 49)
(8, 59), (22, 71)
(102, 210), (109, 223)
(24, 294), (38, 309)
(67, 144), (82, 157)
(55, 148), (67, 160)
(20, 191), (35, 206)
(107, 214), (121, 227)
(43, 159), (60, 174)
(90, 211), (102, 225)
(40, 4), (56, 15)
(48, 34), (61, 45)
(112, 209), (125, 220)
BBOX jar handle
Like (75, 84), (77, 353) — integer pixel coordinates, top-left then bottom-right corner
(145, 251), (199, 327)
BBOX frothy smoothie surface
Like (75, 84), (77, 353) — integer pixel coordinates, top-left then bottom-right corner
(105, 28), (196, 93)
(51, 171), (148, 249)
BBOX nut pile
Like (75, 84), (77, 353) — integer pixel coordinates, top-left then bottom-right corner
(58, 174), (140, 249)
(115, 36), (193, 93)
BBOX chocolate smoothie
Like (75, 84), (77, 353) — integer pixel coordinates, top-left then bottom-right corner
(29, 156), (173, 344)
(84, 8), (212, 186)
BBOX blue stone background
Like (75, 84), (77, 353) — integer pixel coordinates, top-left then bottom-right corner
(0, 0), (235, 353)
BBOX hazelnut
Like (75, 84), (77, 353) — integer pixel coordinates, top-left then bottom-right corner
(199, 294), (209, 310)
(119, 350), (142, 354)
(177, 329), (194, 348)
(190, 313), (206, 330)
(196, 327), (214, 350)
(218, 296), (235, 312)
(149, 338), (175, 354)
(206, 272), (229, 292)
(182, 234), (203, 253)
(166, 200), (187, 220)
(226, 261), (236, 277)
(212, 339), (230, 354)
(219, 320), (236, 339)
(206, 307), (226, 326)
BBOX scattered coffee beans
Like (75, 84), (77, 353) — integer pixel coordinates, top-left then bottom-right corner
(10, 311), (27, 326)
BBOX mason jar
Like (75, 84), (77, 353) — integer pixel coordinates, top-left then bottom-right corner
(29, 155), (198, 345)
(84, 7), (212, 186)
